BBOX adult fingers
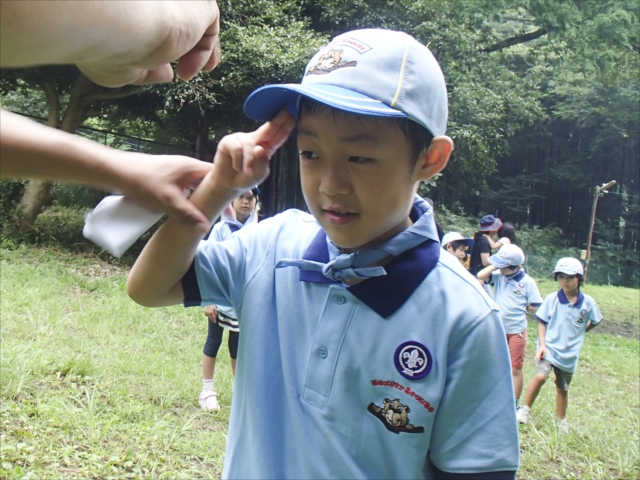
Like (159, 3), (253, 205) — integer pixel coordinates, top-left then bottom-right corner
(176, 1), (221, 80)
(163, 188), (211, 233)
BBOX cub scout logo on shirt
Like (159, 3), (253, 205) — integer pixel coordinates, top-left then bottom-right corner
(394, 341), (432, 380)
(367, 398), (425, 434)
(577, 308), (587, 323)
(306, 49), (357, 75)
(514, 289), (524, 296)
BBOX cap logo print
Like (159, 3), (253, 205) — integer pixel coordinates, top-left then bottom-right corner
(394, 341), (433, 380)
(306, 49), (357, 76)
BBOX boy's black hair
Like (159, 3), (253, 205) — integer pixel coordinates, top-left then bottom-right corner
(554, 272), (585, 287)
(445, 240), (467, 252)
(298, 98), (434, 165)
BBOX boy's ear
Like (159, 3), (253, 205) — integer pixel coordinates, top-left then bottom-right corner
(416, 136), (453, 181)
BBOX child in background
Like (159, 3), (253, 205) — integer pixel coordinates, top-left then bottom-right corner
(477, 244), (542, 408)
(199, 188), (259, 412)
(128, 29), (519, 479)
(469, 214), (503, 296)
(441, 232), (473, 267)
(517, 258), (602, 432)
(487, 222), (517, 250)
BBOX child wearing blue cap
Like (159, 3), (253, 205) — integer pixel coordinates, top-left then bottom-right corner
(517, 258), (602, 433)
(128, 29), (519, 479)
(477, 244), (543, 408)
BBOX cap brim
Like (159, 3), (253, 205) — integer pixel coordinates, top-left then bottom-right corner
(463, 238), (474, 248)
(244, 84), (408, 122)
(489, 255), (510, 268)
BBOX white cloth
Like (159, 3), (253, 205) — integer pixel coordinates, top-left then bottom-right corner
(83, 195), (163, 258)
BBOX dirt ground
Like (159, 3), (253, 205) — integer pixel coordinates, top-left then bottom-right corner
(595, 321), (639, 340)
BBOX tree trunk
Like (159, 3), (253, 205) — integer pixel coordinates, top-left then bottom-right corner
(14, 74), (99, 234)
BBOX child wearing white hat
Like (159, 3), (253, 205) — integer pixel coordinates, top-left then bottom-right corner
(441, 232), (473, 265)
(517, 258), (602, 432)
(477, 244), (543, 408)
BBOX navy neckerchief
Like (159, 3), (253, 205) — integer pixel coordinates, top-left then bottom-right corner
(281, 196), (441, 318)
(504, 270), (525, 283)
(557, 289), (584, 308)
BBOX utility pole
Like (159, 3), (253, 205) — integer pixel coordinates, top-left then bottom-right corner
(584, 180), (616, 282)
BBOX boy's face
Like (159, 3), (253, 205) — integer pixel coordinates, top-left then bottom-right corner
(298, 108), (435, 252)
(557, 273), (580, 293)
(447, 244), (467, 262)
(499, 265), (521, 275)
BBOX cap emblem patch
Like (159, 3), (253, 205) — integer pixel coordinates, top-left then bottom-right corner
(394, 341), (432, 380)
(307, 49), (357, 76)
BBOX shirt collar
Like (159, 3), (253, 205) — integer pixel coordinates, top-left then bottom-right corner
(222, 212), (254, 229)
(505, 270), (525, 283)
(557, 289), (584, 308)
(299, 196), (441, 318)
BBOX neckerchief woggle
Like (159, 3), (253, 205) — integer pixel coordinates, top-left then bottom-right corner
(275, 195), (439, 282)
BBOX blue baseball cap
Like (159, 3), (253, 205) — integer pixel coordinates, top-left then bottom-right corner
(243, 29), (448, 137)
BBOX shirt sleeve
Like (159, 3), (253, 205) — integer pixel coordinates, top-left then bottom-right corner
(535, 294), (553, 323)
(428, 308), (520, 475)
(527, 278), (543, 306)
(586, 297), (603, 326)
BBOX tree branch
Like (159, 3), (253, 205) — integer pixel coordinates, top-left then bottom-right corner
(483, 29), (547, 53)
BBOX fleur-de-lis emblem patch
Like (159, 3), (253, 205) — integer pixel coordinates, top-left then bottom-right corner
(394, 341), (432, 380)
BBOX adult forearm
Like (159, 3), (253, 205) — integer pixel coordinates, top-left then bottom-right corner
(1, 110), (126, 189)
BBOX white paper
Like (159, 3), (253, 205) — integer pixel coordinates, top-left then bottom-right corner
(83, 195), (164, 258)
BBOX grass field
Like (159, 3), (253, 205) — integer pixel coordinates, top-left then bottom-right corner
(1, 245), (638, 479)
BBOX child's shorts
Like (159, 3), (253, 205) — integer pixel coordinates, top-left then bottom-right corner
(506, 330), (527, 368)
(535, 358), (573, 391)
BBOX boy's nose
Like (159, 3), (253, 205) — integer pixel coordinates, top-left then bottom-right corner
(319, 162), (351, 196)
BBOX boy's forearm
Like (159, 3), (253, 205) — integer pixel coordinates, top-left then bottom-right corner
(477, 265), (495, 281)
(527, 305), (539, 313)
(127, 170), (238, 307)
(537, 321), (547, 345)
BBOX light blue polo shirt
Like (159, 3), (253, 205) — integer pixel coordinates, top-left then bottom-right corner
(535, 290), (602, 373)
(490, 270), (543, 334)
(182, 205), (519, 479)
(204, 214), (256, 319)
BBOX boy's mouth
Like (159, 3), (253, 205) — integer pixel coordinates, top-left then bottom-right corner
(323, 208), (357, 225)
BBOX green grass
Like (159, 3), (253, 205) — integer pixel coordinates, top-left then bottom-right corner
(1, 245), (638, 479)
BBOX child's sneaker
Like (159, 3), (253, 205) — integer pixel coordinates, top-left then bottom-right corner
(556, 418), (569, 433)
(516, 405), (532, 424)
(199, 388), (220, 412)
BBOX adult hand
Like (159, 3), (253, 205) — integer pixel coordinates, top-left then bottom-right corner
(76, 2), (221, 87)
(114, 152), (214, 233)
(1, 1), (221, 88)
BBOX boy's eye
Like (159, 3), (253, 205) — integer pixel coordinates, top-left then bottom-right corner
(299, 150), (318, 160)
(348, 156), (372, 163)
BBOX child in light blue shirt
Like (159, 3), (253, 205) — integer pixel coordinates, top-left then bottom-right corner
(517, 257), (602, 432)
(477, 244), (542, 408)
(128, 29), (519, 479)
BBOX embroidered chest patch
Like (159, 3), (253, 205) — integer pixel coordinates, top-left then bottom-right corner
(394, 341), (432, 380)
(367, 398), (425, 434)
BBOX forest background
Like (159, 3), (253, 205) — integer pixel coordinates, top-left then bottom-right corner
(1, 0), (638, 287)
